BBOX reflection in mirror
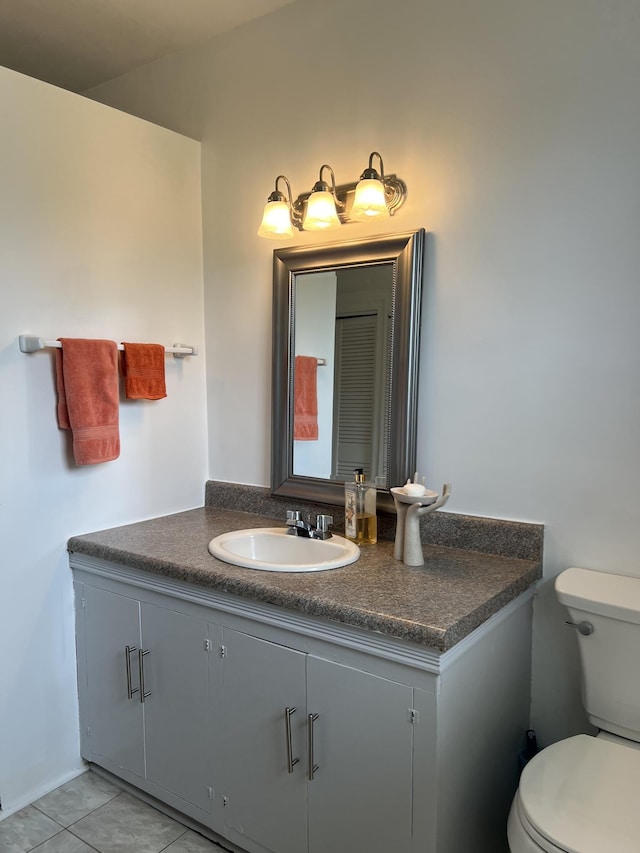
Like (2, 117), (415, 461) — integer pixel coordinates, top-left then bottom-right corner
(272, 230), (425, 510)
(293, 264), (393, 484)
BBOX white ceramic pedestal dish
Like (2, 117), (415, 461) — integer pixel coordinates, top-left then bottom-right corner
(391, 484), (452, 566)
(390, 486), (439, 505)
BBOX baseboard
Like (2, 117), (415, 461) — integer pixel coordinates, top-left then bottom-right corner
(0, 763), (88, 822)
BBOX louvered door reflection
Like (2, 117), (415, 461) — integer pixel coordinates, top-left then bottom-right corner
(332, 313), (378, 479)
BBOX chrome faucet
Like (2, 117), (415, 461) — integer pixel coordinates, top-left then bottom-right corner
(286, 510), (333, 540)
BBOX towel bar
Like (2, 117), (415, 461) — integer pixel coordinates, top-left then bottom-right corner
(18, 335), (198, 359)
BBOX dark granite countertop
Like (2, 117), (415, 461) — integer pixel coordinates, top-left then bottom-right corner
(68, 505), (542, 652)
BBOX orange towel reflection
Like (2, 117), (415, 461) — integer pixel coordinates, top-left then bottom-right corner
(294, 355), (319, 441)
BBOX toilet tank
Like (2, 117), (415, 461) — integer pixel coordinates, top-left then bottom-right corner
(555, 567), (640, 743)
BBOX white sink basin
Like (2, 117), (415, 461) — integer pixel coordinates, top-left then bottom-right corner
(208, 527), (360, 572)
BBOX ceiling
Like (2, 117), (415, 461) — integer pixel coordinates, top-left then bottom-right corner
(0, 0), (297, 92)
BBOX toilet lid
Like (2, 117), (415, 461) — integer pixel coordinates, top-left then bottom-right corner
(519, 735), (640, 853)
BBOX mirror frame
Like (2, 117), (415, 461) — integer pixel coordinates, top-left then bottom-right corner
(271, 229), (425, 512)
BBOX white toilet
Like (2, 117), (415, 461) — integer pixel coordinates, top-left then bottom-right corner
(507, 566), (640, 853)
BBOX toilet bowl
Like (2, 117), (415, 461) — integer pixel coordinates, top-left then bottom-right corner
(507, 567), (640, 853)
(507, 734), (640, 852)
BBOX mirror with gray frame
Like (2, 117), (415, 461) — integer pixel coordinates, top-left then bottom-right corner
(271, 229), (424, 510)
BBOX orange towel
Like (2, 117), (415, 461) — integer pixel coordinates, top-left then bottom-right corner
(294, 355), (318, 441)
(120, 343), (167, 400)
(55, 338), (120, 465)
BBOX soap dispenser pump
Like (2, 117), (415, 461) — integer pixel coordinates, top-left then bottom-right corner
(344, 467), (377, 545)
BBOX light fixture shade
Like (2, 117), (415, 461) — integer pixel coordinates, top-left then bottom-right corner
(350, 178), (390, 220)
(302, 191), (341, 231)
(257, 200), (294, 238)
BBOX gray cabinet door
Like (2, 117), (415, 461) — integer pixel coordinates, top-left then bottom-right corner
(306, 657), (414, 853)
(83, 585), (144, 779)
(220, 628), (307, 853)
(141, 602), (212, 812)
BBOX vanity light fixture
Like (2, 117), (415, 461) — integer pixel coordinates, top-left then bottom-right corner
(302, 165), (341, 231)
(350, 151), (390, 221)
(257, 175), (295, 239)
(257, 152), (407, 239)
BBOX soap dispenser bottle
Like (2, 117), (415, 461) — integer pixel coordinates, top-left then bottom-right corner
(344, 468), (377, 545)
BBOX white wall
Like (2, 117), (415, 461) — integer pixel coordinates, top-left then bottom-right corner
(0, 67), (207, 815)
(88, 0), (640, 747)
(294, 271), (336, 479)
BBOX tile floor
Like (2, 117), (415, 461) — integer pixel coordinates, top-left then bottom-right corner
(0, 771), (229, 853)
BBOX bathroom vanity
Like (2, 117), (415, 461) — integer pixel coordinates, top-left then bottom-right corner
(69, 498), (542, 853)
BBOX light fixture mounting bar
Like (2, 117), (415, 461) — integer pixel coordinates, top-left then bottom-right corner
(290, 174), (407, 231)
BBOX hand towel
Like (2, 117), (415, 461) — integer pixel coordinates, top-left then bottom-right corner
(55, 338), (120, 465)
(120, 342), (167, 400)
(294, 355), (318, 441)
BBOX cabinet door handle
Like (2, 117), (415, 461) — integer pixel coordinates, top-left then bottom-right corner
(125, 646), (139, 699)
(307, 713), (319, 781)
(138, 649), (151, 703)
(285, 707), (299, 773)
